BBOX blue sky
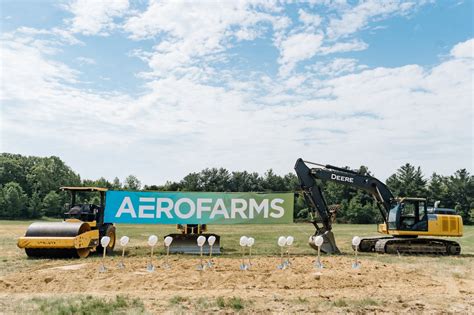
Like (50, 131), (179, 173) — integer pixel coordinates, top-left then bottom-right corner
(1, 0), (472, 185)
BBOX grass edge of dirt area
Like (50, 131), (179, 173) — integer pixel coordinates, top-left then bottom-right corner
(4, 294), (145, 315)
(1, 292), (392, 314)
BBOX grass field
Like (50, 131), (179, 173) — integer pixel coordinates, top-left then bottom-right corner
(3, 220), (473, 258)
(0, 221), (473, 313)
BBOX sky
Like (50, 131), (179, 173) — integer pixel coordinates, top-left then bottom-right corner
(0, 0), (472, 185)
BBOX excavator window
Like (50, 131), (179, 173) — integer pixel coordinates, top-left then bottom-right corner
(399, 200), (428, 231)
(400, 202), (416, 229)
(387, 200), (428, 231)
(411, 201), (428, 231)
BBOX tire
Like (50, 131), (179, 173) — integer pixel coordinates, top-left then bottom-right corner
(76, 248), (91, 258)
(98, 225), (116, 255)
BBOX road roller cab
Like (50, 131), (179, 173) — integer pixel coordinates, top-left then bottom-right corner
(17, 187), (116, 258)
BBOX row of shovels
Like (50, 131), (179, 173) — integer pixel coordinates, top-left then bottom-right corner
(98, 234), (218, 272)
(98, 235), (362, 272)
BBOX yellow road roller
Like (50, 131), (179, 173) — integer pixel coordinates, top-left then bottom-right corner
(17, 187), (116, 258)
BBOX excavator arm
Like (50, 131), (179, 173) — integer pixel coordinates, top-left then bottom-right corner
(294, 158), (394, 253)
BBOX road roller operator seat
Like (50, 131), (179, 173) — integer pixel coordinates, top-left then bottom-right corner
(60, 186), (107, 223)
(65, 204), (98, 222)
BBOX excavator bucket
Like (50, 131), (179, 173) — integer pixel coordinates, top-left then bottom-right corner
(309, 231), (340, 254)
(165, 233), (221, 255)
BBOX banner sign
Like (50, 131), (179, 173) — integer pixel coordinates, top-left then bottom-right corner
(104, 191), (294, 224)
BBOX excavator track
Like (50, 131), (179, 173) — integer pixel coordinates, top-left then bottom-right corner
(355, 236), (392, 252)
(374, 238), (461, 255)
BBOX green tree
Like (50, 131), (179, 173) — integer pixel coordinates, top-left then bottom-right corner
(427, 173), (447, 205)
(28, 192), (43, 218)
(143, 184), (161, 191)
(0, 156), (24, 187)
(283, 173), (299, 191)
(41, 191), (63, 217)
(0, 153), (40, 196)
(199, 168), (231, 191)
(180, 172), (202, 191)
(26, 156), (80, 198)
(444, 169), (473, 224)
(82, 177), (111, 189)
(0, 182), (27, 218)
(123, 175), (141, 190)
(336, 200), (350, 223)
(294, 194), (308, 219)
(262, 169), (286, 191)
(161, 180), (182, 191)
(230, 171), (262, 192)
(323, 181), (345, 205)
(344, 192), (379, 224)
(386, 163), (427, 197)
(180, 168), (233, 192)
(112, 177), (122, 189)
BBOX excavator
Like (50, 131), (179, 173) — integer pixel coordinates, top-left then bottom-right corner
(294, 158), (463, 255)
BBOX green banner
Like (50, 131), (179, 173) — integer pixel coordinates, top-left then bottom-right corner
(104, 191), (294, 224)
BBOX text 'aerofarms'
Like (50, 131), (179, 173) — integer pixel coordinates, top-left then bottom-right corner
(104, 191), (294, 224)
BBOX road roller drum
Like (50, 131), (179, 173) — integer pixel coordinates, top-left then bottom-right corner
(18, 221), (99, 258)
(25, 222), (90, 237)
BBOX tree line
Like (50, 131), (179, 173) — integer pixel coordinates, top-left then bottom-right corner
(0, 153), (472, 224)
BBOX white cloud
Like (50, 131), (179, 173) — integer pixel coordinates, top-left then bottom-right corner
(272, 1), (424, 77)
(450, 38), (474, 59)
(15, 27), (82, 46)
(2, 31), (472, 183)
(0, 37), (78, 101)
(277, 32), (324, 76)
(309, 58), (367, 77)
(326, 0), (417, 39)
(120, 1), (424, 81)
(298, 9), (322, 28)
(124, 1), (288, 78)
(66, 0), (129, 35)
(76, 56), (96, 65)
(319, 39), (368, 55)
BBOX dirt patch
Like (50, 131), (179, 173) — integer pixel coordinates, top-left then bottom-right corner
(1, 255), (473, 313)
(44, 263), (88, 271)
